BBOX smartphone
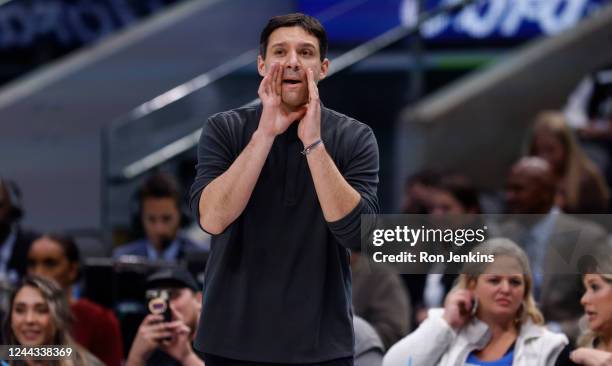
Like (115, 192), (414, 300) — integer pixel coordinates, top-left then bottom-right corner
(470, 296), (478, 317)
(146, 289), (172, 323)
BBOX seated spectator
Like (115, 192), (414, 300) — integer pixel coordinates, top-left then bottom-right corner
(555, 254), (612, 366)
(354, 315), (384, 366)
(0, 178), (38, 283)
(429, 174), (481, 216)
(563, 61), (612, 192)
(2, 275), (103, 365)
(400, 170), (441, 214)
(564, 62), (612, 140)
(351, 251), (411, 349)
(126, 267), (203, 366)
(570, 271), (612, 365)
(113, 173), (205, 262)
(27, 233), (123, 366)
(399, 170), (440, 324)
(418, 174), (483, 322)
(383, 238), (568, 366)
(501, 157), (608, 341)
(526, 111), (609, 213)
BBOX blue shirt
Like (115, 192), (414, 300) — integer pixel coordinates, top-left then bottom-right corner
(465, 348), (514, 366)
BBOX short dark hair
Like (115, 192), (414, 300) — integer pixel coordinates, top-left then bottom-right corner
(435, 174), (481, 213)
(259, 13), (328, 61)
(32, 232), (81, 283)
(139, 172), (182, 208)
(42, 233), (80, 264)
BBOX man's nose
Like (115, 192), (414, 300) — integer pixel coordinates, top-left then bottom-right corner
(286, 50), (299, 68)
(153, 222), (168, 233)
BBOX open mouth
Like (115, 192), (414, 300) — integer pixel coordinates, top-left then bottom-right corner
(283, 79), (302, 85)
(20, 329), (42, 340)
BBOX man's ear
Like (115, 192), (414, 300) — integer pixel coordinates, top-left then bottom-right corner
(318, 58), (330, 81)
(257, 55), (266, 77)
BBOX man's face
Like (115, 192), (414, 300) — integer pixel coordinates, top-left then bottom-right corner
(257, 26), (329, 110)
(505, 168), (553, 214)
(141, 197), (181, 251)
(166, 287), (201, 331)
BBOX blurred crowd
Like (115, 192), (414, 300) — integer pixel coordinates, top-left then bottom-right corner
(0, 63), (611, 366)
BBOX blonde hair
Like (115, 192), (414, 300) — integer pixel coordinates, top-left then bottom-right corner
(3, 276), (100, 366)
(526, 111), (609, 212)
(453, 238), (545, 325)
(577, 254), (612, 348)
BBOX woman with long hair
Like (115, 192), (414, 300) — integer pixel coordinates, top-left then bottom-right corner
(566, 259), (612, 366)
(2, 275), (102, 366)
(383, 238), (568, 366)
(526, 110), (609, 213)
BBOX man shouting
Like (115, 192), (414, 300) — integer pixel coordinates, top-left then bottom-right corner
(190, 13), (379, 365)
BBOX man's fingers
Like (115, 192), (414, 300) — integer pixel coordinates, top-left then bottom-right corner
(259, 63), (277, 97)
(274, 63), (283, 96)
(307, 69), (319, 102)
(175, 324), (191, 335)
(266, 63), (276, 96)
(306, 68), (314, 100)
(142, 314), (164, 325)
(163, 320), (184, 331)
(149, 329), (173, 342)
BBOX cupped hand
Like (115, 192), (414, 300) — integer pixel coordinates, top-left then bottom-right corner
(258, 62), (306, 139)
(159, 304), (198, 364)
(297, 68), (321, 147)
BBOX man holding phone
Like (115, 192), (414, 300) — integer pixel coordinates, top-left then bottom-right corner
(126, 267), (204, 366)
(190, 12), (379, 365)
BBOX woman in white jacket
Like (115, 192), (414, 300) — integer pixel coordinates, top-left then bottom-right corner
(383, 238), (568, 366)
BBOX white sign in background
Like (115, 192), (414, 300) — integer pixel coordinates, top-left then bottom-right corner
(400, 0), (603, 39)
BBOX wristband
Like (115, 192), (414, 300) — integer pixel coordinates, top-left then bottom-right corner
(301, 139), (323, 155)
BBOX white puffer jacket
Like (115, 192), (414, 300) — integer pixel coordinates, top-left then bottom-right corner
(383, 309), (568, 366)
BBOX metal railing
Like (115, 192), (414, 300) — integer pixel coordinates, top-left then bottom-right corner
(107, 0), (478, 182)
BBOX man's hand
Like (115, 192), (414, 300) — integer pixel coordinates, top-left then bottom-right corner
(159, 306), (204, 366)
(298, 68), (321, 146)
(258, 62), (307, 139)
(126, 314), (174, 366)
(571, 348), (612, 366)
